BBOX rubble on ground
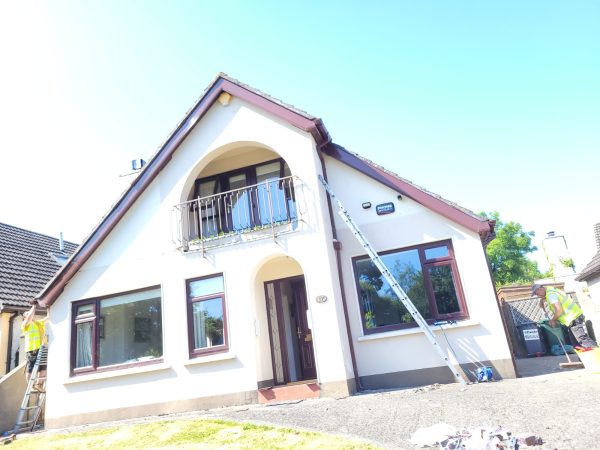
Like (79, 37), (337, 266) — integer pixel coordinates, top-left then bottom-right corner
(411, 423), (544, 449)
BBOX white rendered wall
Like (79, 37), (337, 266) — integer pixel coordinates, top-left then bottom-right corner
(323, 156), (512, 377)
(589, 278), (600, 303)
(45, 97), (353, 421)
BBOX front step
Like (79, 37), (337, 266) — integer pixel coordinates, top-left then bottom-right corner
(258, 382), (320, 404)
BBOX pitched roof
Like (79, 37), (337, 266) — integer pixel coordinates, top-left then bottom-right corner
(0, 223), (78, 310)
(575, 250), (600, 282)
(36, 74), (494, 307)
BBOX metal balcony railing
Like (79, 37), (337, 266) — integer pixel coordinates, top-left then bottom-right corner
(173, 175), (301, 252)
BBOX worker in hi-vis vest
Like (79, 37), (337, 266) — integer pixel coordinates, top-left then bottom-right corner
(21, 302), (49, 392)
(532, 284), (597, 349)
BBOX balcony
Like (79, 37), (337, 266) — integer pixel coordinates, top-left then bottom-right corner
(173, 175), (302, 252)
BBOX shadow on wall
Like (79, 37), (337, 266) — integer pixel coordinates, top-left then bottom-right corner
(452, 325), (516, 382)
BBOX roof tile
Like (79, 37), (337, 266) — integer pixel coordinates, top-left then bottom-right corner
(0, 223), (78, 309)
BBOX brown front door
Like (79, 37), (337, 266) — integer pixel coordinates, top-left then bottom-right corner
(264, 276), (316, 385)
(291, 280), (317, 380)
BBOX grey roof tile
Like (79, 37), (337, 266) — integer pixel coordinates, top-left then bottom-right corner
(0, 223), (78, 309)
(576, 250), (600, 282)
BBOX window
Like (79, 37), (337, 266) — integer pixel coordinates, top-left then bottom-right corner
(353, 240), (467, 334)
(192, 159), (296, 237)
(71, 287), (163, 374)
(186, 274), (228, 357)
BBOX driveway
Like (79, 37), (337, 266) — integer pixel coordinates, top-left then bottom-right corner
(25, 356), (599, 449)
(195, 356), (598, 449)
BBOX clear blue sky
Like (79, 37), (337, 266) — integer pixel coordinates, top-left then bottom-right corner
(1, 1), (598, 271)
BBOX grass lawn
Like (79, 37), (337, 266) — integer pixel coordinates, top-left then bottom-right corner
(8, 418), (380, 449)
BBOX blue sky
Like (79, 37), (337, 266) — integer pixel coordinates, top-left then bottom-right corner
(1, 1), (598, 272)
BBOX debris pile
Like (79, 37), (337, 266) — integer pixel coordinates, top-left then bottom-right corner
(411, 423), (544, 449)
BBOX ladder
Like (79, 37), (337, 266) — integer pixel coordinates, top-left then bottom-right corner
(13, 344), (48, 434)
(318, 175), (467, 385)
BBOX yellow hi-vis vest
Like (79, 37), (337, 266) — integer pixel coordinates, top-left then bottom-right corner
(22, 321), (45, 352)
(545, 287), (582, 327)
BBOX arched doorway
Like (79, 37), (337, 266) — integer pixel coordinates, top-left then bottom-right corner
(264, 276), (316, 385)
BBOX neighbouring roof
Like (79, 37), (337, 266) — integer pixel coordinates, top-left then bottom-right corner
(36, 74), (495, 307)
(576, 250), (600, 282)
(0, 223), (78, 310)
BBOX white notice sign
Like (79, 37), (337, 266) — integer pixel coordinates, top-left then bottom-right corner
(522, 328), (540, 341)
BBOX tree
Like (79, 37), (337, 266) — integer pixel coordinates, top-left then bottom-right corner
(480, 211), (548, 286)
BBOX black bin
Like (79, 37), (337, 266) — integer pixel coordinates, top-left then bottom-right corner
(517, 322), (546, 357)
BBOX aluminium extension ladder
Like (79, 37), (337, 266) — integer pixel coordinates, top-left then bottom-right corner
(317, 175), (467, 385)
(13, 344), (48, 433)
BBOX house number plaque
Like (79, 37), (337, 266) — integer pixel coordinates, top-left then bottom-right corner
(315, 295), (328, 304)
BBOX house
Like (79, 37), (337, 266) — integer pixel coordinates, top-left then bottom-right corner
(36, 74), (516, 429)
(0, 223), (78, 376)
(576, 223), (600, 296)
(575, 223), (600, 331)
(0, 224), (77, 434)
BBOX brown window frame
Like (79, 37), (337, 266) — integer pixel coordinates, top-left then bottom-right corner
(352, 239), (468, 335)
(192, 158), (294, 233)
(69, 286), (163, 376)
(186, 273), (229, 358)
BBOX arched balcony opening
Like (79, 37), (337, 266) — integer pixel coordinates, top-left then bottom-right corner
(173, 145), (304, 252)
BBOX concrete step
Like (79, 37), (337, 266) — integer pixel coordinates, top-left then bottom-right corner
(258, 382), (320, 404)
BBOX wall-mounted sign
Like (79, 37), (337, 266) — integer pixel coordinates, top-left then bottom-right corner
(315, 295), (328, 304)
(376, 202), (395, 215)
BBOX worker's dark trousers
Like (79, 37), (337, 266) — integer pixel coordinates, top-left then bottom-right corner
(569, 316), (597, 348)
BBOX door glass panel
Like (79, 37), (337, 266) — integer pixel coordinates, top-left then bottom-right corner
(256, 162), (291, 225)
(198, 180), (216, 198)
(197, 180), (220, 238)
(428, 265), (460, 314)
(227, 173), (251, 231)
(282, 162), (297, 223)
(266, 283), (285, 384)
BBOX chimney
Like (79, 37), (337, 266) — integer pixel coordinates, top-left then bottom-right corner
(595, 223), (600, 250)
(59, 232), (64, 252)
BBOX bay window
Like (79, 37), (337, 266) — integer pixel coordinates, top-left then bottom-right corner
(71, 286), (163, 374)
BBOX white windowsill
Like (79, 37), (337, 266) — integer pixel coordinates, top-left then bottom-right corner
(64, 362), (171, 384)
(184, 352), (236, 366)
(357, 319), (481, 342)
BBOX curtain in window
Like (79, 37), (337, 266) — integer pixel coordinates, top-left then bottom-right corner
(75, 322), (93, 368)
